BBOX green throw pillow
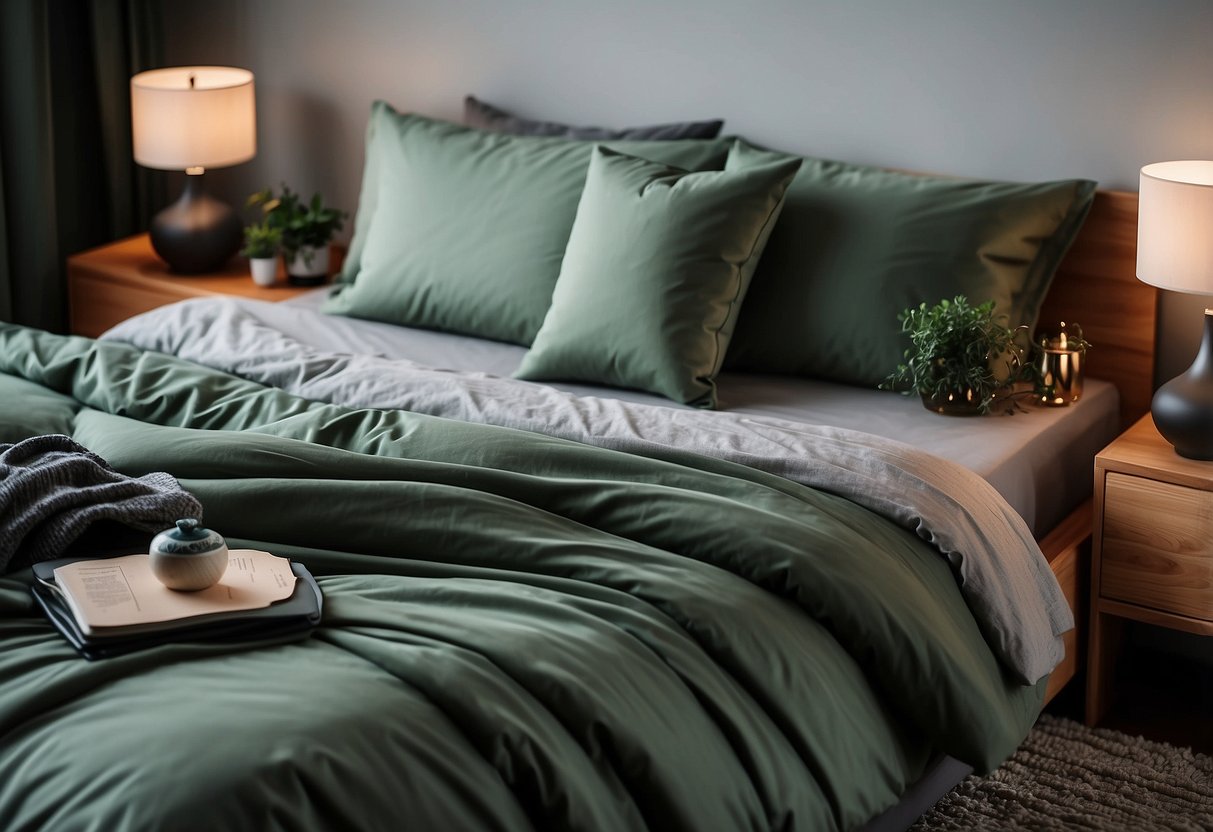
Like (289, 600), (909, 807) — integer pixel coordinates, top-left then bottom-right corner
(325, 103), (731, 345)
(724, 141), (1097, 386)
(515, 145), (801, 407)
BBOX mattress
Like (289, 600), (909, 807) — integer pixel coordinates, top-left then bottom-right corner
(270, 289), (1118, 536)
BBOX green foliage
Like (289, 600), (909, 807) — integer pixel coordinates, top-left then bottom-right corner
(881, 296), (1036, 414)
(247, 185), (347, 260)
(1038, 325), (1091, 354)
(239, 221), (281, 259)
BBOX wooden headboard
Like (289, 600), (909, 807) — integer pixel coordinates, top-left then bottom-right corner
(1037, 190), (1154, 428)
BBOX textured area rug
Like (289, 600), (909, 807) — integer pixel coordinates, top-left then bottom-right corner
(914, 714), (1213, 831)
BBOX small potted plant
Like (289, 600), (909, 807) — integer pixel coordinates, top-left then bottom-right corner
(248, 185), (347, 286)
(881, 295), (1036, 415)
(240, 221), (282, 287)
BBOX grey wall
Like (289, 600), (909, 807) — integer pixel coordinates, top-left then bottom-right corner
(160, 0), (1213, 382)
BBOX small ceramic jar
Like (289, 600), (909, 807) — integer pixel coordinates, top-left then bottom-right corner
(149, 518), (229, 591)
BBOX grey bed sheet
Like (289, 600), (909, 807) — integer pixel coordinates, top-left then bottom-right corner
(265, 290), (1116, 536)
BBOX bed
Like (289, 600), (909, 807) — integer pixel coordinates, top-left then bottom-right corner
(0, 103), (1155, 831)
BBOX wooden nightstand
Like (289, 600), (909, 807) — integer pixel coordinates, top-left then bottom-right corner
(67, 234), (328, 337)
(1086, 414), (1213, 725)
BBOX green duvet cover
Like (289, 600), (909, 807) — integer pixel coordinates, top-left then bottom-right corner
(0, 326), (1043, 831)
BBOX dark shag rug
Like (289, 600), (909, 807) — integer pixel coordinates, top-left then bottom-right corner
(913, 714), (1213, 831)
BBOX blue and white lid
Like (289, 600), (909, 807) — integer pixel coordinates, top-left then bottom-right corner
(151, 518), (226, 556)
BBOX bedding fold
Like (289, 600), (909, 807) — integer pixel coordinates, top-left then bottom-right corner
(102, 302), (1072, 684)
(0, 324), (1054, 830)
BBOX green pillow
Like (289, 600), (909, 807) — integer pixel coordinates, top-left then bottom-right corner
(325, 103), (731, 345)
(515, 145), (801, 408)
(724, 141), (1097, 386)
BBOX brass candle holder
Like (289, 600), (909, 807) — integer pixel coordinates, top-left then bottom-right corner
(1036, 322), (1089, 407)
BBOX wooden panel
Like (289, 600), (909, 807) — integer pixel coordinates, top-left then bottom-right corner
(1039, 500), (1090, 705)
(1095, 597), (1213, 637)
(1101, 472), (1213, 621)
(66, 234), (337, 336)
(1038, 190), (1155, 428)
(1044, 543), (1081, 704)
(1085, 610), (1126, 725)
(1096, 414), (1213, 491)
(1039, 498), (1092, 567)
(69, 273), (182, 338)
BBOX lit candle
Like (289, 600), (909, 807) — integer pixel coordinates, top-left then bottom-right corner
(1037, 322), (1085, 407)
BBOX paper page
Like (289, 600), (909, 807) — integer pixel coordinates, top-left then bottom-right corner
(53, 550), (296, 635)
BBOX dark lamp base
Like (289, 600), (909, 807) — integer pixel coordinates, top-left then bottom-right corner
(149, 173), (242, 274)
(1153, 310), (1213, 460)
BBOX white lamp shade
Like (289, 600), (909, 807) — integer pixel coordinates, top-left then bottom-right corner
(1137, 160), (1213, 295)
(131, 66), (256, 170)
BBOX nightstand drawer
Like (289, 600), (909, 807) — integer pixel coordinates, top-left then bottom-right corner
(1100, 472), (1213, 621)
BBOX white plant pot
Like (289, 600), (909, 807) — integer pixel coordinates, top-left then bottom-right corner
(249, 256), (278, 287)
(285, 245), (330, 285)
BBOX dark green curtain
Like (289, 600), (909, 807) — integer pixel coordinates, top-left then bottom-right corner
(0, 0), (162, 331)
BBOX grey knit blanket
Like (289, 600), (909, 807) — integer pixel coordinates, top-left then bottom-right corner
(0, 434), (203, 573)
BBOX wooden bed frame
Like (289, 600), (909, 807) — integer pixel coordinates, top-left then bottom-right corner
(1035, 189), (1154, 703)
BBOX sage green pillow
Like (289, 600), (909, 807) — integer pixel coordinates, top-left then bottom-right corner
(325, 103), (731, 345)
(724, 141), (1097, 386)
(515, 145), (801, 408)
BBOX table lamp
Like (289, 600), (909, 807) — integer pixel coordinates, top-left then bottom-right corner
(1137, 160), (1213, 459)
(131, 66), (256, 273)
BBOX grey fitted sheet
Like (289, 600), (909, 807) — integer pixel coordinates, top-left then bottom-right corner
(266, 290), (1117, 536)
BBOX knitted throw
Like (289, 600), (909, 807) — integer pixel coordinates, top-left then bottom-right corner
(0, 434), (203, 573)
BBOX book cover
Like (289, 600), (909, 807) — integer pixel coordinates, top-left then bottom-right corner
(31, 554), (323, 660)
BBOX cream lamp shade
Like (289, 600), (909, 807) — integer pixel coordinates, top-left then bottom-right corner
(131, 66), (256, 171)
(130, 66), (256, 274)
(1137, 161), (1213, 294)
(1136, 159), (1213, 459)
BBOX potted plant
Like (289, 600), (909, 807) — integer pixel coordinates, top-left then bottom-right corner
(881, 295), (1036, 415)
(240, 221), (282, 287)
(248, 186), (347, 286)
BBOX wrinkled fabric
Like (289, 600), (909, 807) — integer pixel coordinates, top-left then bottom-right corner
(105, 302), (1071, 683)
(0, 326), (1049, 831)
(0, 433), (200, 572)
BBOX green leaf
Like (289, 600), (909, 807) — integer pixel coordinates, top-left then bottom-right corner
(243, 184), (349, 256)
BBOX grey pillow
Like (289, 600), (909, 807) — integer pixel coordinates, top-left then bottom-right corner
(464, 95), (723, 140)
